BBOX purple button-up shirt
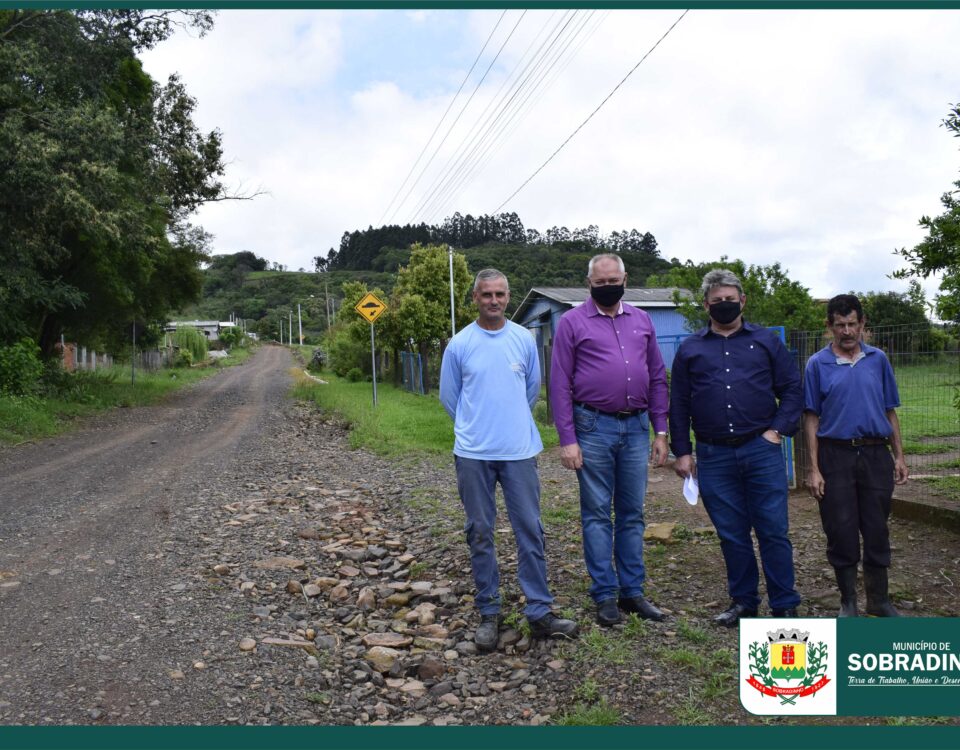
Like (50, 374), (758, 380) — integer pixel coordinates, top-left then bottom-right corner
(549, 299), (668, 446)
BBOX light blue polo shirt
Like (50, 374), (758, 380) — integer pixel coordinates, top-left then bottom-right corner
(439, 320), (543, 461)
(803, 343), (900, 439)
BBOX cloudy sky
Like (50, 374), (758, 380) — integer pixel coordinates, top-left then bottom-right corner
(139, 8), (960, 303)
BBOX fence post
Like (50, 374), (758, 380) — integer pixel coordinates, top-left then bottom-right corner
(543, 343), (552, 422)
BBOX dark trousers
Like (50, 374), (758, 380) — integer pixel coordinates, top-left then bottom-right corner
(817, 442), (895, 568)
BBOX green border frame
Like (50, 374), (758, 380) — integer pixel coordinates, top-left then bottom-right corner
(2, 1), (960, 747)
(2, 725), (960, 749)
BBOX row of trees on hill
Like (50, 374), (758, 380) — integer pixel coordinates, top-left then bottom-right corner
(316, 211), (661, 274)
(0, 9), (231, 356)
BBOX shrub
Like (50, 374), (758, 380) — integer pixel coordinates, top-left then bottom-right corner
(346, 367), (363, 382)
(174, 326), (208, 362)
(0, 339), (44, 396)
(172, 349), (194, 368)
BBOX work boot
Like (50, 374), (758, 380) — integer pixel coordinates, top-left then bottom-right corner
(834, 565), (859, 617)
(475, 614), (502, 652)
(528, 612), (579, 640)
(863, 565), (900, 617)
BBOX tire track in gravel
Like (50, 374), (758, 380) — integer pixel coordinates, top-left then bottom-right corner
(0, 346), (294, 724)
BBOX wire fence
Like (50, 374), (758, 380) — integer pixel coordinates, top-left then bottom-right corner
(400, 351), (426, 395)
(791, 324), (960, 507)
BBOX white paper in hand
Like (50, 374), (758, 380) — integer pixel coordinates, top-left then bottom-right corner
(682, 475), (699, 506)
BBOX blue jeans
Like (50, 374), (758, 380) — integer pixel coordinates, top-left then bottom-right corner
(454, 456), (553, 620)
(696, 435), (800, 611)
(574, 405), (650, 603)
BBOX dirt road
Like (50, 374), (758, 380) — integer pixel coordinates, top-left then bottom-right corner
(1, 345), (958, 728)
(0, 346), (296, 723)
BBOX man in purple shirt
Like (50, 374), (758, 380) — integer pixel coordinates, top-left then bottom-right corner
(549, 253), (670, 626)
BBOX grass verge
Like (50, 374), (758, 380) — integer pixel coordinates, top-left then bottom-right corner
(0, 348), (252, 446)
(291, 372), (558, 456)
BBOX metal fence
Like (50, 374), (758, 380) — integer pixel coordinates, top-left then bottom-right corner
(791, 324), (960, 507)
(60, 343), (113, 372)
(657, 324), (960, 504)
(401, 351), (425, 395)
(60, 344), (173, 372)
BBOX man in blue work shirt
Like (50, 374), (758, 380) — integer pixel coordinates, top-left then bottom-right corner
(440, 269), (578, 651)
(670, 269), (803, 627)
(803, 294), (908, 617)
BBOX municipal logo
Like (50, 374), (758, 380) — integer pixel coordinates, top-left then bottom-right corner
(740, 618), (837, 715)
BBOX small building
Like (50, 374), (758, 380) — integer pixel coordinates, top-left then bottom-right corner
(511, 287), (694, 374)
(164, 320), (235, 342)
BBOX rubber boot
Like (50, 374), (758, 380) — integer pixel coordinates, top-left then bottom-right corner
(863, 564), (900, 617)
(834, 565), (859, 617)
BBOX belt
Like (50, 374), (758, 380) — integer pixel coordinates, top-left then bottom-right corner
(819, 436), (890, 448)
(695, 429), (766, 447)
(574, 401), (643, 420)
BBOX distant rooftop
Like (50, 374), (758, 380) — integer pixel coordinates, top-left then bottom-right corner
(513, 286), (692, 321)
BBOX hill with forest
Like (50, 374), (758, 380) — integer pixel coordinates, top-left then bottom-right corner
(185, 212), (678, 341)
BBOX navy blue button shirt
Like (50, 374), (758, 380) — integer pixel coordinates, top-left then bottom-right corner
(668, 321), (803, 457)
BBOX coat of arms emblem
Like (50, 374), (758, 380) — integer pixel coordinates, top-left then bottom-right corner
(746, 628), (830, 705)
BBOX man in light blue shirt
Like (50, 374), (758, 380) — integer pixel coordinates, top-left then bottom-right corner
(440, 269), (578, 651)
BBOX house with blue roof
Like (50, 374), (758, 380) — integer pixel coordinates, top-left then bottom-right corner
(511, 286), (694, 376)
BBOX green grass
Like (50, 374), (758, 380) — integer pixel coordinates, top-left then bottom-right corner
(577, 628), (632, 666)
(894, 361), (960, 440)
(914, 475), (960, 500)
(676, 618), (711, 645)
(928, 457), (960, 470)
(573, 679), (600, 703)
(0, 352), (250, 445)
(557, 699), (620, 726)
(903, 441), (956, 455)
(292, 373), (558, 456)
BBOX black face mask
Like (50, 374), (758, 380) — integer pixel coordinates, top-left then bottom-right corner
(708, 300), (742, 325)
(590, 283), (624, 307)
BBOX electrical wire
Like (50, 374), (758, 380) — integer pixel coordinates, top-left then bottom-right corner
(387, 9), (527, 224)
(378, 9), (507, 226)
(492, 9), (689, 214)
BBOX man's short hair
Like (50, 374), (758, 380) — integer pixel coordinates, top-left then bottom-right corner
(587, 253), (625, 278)
(701, 269), (744, 300)
(473, 268), (509, 292)
(826, 294), (864, 324)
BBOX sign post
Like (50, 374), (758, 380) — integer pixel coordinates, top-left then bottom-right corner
(354, 292), (388, 407)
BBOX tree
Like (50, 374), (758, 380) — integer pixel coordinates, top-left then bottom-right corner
(0, 10), (231, 355)
(894, 103), (960, 324)
(646, 257), (824, 333)
(378, 243), (473, 391)
(855, 281), (933, 354)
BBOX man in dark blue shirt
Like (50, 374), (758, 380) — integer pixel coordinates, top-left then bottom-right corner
(803, 294), (908, 618)
(669, 269), (803, 627)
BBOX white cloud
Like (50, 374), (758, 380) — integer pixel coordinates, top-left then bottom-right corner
(140, 9), (960, 302)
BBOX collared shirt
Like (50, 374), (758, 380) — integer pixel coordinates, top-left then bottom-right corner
(803, 343), (900, 440)
(439, 320), (543, 460)
(668, 321), (803, 457)
(549, 298), (668, 446)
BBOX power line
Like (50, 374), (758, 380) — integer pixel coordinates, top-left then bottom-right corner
(388, 9), (527, 224)
(378, 9), (507, 226)
(493, 9), (689, 214)
(426, 10), (605, 223)
(413, 9), (581, 223)
(417, 9), (586, 224)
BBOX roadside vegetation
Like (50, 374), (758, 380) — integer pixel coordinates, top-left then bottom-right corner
(0, 344), (252, 446)
(291, 367), (558, 457)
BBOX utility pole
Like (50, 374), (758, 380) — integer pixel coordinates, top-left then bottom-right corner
(448, 245), (456, 338)
(298, 303), (303, 346)
(325, 281), (331, 333)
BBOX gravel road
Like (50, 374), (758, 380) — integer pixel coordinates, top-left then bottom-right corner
(1, 345), (957, 727)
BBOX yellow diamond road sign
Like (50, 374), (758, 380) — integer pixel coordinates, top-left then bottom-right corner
(354, 292), (387, 323)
